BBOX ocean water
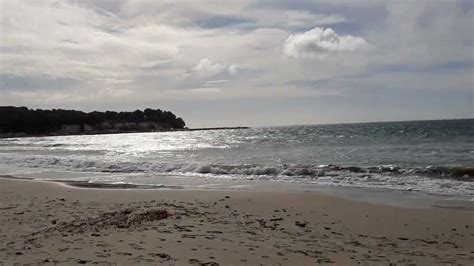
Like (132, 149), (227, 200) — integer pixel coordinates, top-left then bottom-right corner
(0, 119), (473, 196)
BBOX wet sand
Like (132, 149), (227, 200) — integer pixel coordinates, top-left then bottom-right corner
(0, 178), (473, 265)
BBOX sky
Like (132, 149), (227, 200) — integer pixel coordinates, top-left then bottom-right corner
(0, 0), (473, 127)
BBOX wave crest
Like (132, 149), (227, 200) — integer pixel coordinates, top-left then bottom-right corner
(2, 154), (471, 181)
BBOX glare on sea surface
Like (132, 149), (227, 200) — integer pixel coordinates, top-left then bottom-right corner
(11, 131), (239, 157)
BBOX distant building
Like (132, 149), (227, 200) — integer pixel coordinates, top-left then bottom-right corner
(124, 122), (137, 130)
(113, 123), (124, 130)
(138, 122), (158, 130)
(157, 123), (171, 130)
(97, 122), (112, 130)
(61, 125), (81, 134)
(83, 124), (93, 133)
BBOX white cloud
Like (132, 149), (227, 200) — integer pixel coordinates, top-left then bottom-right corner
(0, 0), (179, 82)
(182, 58), (238, 79)
(193, 59), (227, 77)
(187, 88), (221, 93)
(283, 27), (368, 58)
(205, 80), (229, 84)
(228, 65), (240, 75)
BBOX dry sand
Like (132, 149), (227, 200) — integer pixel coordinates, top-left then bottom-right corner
(0, 177), (473, 265)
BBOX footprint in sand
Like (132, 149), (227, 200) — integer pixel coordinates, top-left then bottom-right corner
(57, 247), (69, 252)
(115, 251), (133, 256)
(95, 252), (110, 258)
(128, 243), (144, 250)
(148, 252), (173, 261)
(189, 258), (219, 265)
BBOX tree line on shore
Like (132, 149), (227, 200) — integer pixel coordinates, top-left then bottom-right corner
(0, 106), (186, 135)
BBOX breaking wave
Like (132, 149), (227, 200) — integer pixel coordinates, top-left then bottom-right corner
(0, 154), (473, 196)
(1, 154), (472, 181)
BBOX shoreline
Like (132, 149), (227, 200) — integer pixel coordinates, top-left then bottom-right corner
(1, 177), (473, 264)
(0, 126), (250, 139)
(2, 174), (473, 210)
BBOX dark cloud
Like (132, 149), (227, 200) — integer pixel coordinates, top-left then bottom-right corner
(250, 0), (387, 34)
(0, 74), (81, 92)
(367, 61), (474, 75)
(195, 15), (253, 29)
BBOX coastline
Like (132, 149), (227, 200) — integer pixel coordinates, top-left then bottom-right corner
(0, 126), (250, 139)
(1, 177), (472, 265)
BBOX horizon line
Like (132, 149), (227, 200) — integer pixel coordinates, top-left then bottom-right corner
(199, 117), (474, 129)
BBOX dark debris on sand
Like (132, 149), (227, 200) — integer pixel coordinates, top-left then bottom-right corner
(28, 208), (170, 239)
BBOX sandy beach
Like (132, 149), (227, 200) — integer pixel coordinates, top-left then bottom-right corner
(0, 177), (473, 265)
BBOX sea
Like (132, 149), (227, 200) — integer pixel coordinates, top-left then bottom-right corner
(0, 119), (473, 204)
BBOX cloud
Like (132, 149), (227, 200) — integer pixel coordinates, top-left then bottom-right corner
(283, 11), (347, 28)
(283, 27), (368, 58)
(187, 88), (221, 93)
(182, 59), (238, 79)
(0, 0), (472, 127)
(193, 59), (227, 77)
(0, 0), (179, 82)
(205, 80), (229, 84)
(0, 74), (81, 91)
